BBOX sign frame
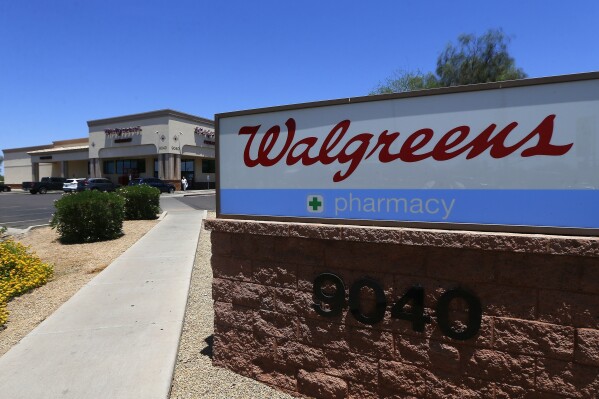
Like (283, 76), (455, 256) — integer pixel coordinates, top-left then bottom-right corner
(215, 72), (599, 236)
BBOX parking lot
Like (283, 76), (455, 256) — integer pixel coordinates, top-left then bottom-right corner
(0, 190), (215, 231)
(0, 191), (60, 229)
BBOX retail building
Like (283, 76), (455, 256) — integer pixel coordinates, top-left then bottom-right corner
(2, 109), (215, 190)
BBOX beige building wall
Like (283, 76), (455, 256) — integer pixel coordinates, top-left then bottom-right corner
(88, 117), (167, 160)
(50, 163), (61, 177)
(145, 157), (154, 178)
(192, 158), (215, 187)
(4, 163), (52, 185)
(171, 117), (215, 185)
(3, 147), (52, 185)
(67, 160), (89, 178)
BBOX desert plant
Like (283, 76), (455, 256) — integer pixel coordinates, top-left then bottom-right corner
(0, 293), (7, 327)
(0, 239), (53, 327)
(51, 190), (125, 243)
(117, 184), (160, 220)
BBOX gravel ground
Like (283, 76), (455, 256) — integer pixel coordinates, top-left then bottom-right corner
(0, 219), (158, 356)
(169, 212), (294, 399)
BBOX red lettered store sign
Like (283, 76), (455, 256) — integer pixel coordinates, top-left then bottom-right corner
(217, 74), (599, 234)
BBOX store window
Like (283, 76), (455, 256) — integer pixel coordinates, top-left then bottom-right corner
(202, 159), (215, 173)
(181, 159), (194, 173)
(103, 159), (145, 174)
(103, 160), (115, 174)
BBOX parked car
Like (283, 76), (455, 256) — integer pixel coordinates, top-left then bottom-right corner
(0, 182), (11, 192)
(128, 177), (175, 193)
(82, 178), (118, 192)
(63, 178), (86, 193)
(27, 177), (67, 194)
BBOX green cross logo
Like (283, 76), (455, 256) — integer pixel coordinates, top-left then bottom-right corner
(307, 195), (324, 213)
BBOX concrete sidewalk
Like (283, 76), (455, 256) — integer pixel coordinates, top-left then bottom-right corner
(0, 203), (206, 399)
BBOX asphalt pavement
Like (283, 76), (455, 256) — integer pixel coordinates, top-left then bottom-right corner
(0, 189), (215, 232)
(0, 191), (61, 230)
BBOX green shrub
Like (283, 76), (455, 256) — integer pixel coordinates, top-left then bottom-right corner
(51, 190), (125, 243)
(0, 239), (53, 327)
(117, 184), (161, 220)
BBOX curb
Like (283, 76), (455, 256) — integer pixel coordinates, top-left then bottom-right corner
(25, 224), (51, 233)
(4, 224), (49, 236)
(157, 211), (168, 221)
(182, 190), (215, 197)
(182, 193), (213, 197)
(5, 213), (169, 236)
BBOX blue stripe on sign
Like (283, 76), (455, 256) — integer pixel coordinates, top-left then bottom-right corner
(220, 189), (599, 229)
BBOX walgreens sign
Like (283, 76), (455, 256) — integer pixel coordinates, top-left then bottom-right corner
(217, 74), (599, 234)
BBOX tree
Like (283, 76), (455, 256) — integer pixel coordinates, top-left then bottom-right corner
(436, 29), (526, 86)
(370, 70), (439, 94)
(370, 29), (526, 94)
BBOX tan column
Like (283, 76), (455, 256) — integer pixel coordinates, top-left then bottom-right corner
(157, 154), (164, 180)
(164, 154), (170, 180)
(90, 158), (102, 178)
(164, 154), (175, 180)
(32, 162), (39, 182)
(174, 154), (181, 180)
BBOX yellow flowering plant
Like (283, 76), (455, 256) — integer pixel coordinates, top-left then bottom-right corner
(0, 238), (53, 327)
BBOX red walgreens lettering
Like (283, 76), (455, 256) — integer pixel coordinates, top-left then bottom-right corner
(238, 114), (573, 182)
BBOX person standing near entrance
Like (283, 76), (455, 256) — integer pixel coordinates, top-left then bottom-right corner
(181, 176), (188, 191)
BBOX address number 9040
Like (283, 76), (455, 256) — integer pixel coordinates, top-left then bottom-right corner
(312, 272), (482, 341)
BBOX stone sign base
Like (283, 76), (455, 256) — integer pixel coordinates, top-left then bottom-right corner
(205, 219), (599, 399)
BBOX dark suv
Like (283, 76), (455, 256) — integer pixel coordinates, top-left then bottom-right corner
(82, 178), (118, 192)
(129, 178), (175, 193)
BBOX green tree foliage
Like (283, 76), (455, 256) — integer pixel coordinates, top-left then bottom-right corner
(371, 70), (439, 94)
(370, 29), (526, 94)
(436, 29), (526, 86)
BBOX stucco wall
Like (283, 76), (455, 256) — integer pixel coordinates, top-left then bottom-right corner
(4, 164), (52, 185)
(3, 149), (40, 185)
(205, 219), (599, 399)
(67, 160), (88, 178)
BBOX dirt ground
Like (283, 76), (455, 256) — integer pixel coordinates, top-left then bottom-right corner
(0, 219), (158, 356)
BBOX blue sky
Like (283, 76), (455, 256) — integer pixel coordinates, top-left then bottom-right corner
(1, 0), (598, 168)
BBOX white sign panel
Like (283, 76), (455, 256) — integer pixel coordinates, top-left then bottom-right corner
(217, 75), (599, 234)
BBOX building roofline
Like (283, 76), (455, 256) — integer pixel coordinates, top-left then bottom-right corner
(3, 137), (88, 154)
(2, 144), (53, 153)
(53, 138), (88, 146)
(87, 109), (214, 127)
(28, 145), (89, 155)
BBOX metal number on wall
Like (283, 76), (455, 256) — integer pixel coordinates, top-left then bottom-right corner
(312, 273), (482, 341)
(312, 272), (346, 317)
(349, 278), (387, 325)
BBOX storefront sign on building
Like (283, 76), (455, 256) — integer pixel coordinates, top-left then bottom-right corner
(216, 73), (599, 234)
(104, 126), (142, 136)
(195, 127), (215, 137)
